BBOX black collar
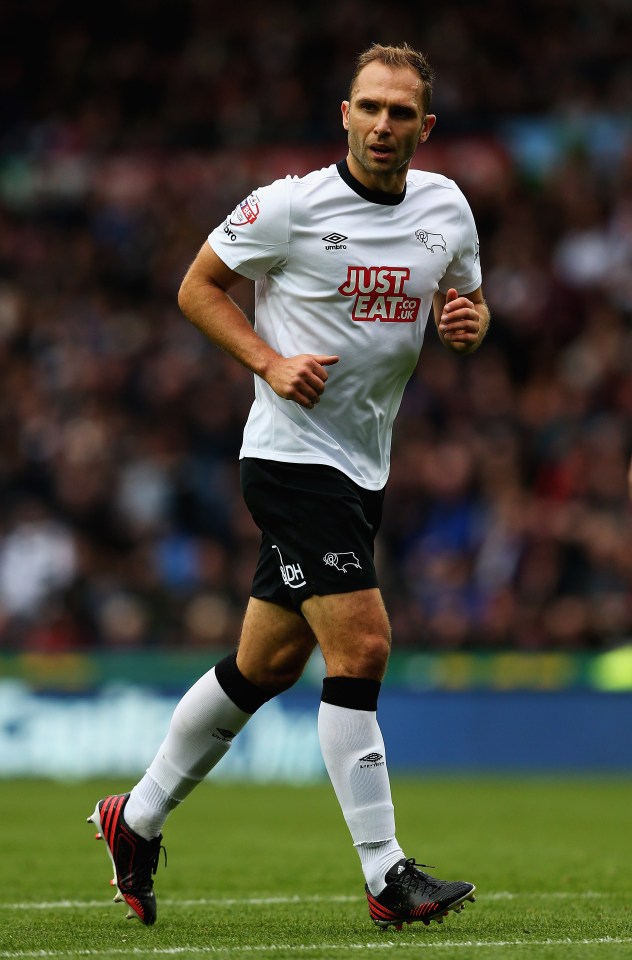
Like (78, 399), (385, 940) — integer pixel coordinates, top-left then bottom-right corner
(336, 158), (407, 206)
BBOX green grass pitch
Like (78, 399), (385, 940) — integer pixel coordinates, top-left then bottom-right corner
(1, 777), (631, 959)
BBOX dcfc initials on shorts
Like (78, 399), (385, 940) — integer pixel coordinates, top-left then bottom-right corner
(272, 544), (306, 589)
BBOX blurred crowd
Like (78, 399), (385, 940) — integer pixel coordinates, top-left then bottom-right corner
(0, 0), (631, 653)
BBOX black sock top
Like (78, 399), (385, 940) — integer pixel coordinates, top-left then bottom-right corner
(321, 676), (381, 712)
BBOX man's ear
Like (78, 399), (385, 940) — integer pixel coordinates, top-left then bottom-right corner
(341, 100), (350, 131)
(419, 114), (437, 143)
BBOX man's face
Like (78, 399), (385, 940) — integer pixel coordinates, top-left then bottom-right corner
(341, 62), (436, 192)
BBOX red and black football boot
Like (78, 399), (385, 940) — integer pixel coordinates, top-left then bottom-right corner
(87, 793), (166, 925)
(366, 858), (476, 930)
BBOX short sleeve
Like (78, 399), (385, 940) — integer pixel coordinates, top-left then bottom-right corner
(438, 190), (482, 295)
(208, 177), (291, 280)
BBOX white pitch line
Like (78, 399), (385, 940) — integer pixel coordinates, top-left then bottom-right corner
(0, 937), (631, 958)
(0, 891), (606, 911)
(484, 891), (606, 901)
(0, 895), (359, 911)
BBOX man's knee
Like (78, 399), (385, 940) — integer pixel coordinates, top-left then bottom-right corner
(302, 588), (392, 681)
(246, 648), (309, 693)
(328, 632), (391, 680)
(236, 598), (317, 694)
(360, 633), (392, 676)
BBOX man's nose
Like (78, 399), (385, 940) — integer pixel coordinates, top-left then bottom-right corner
(374, 110), (391, 134)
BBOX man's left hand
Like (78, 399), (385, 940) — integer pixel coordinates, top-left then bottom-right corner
(438, 288), (484, 353)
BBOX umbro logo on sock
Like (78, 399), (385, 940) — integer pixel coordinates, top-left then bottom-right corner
(359, 752), (385, 768)
(213, 728), (236, 742)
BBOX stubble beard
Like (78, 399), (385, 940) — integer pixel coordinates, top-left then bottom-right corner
(348, 133), (415, 185)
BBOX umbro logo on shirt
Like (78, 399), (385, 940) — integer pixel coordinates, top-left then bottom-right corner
(322, 233), (348, 250)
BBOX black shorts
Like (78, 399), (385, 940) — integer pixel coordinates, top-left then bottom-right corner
(240, 457), (384, 612)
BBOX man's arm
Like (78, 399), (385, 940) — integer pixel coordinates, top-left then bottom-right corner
(178, 242), (338, 409)
(432, 286), (490, 354)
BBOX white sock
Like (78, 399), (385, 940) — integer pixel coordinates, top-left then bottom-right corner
(125, 666), (252, 839)
(355, 839), (407, 895)
(318, 700), (405, 895)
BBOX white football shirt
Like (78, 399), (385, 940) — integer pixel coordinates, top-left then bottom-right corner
(208, 161), (481, 490)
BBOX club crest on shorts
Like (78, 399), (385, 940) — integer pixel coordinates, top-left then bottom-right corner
(323, 551), (362, 573)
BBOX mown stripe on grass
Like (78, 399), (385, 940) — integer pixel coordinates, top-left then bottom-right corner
(1, 937), (632, 957)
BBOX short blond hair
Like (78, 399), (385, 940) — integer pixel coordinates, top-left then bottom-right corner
(349, 43), (434, 114)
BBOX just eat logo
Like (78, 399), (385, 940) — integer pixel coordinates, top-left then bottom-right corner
(338, 267), (421, 322)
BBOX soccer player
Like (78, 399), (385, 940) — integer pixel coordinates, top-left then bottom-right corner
(88, 42), (488, 930)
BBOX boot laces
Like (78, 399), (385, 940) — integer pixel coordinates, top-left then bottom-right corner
(135, 838), (167, 888)
(398, 858), (442, 894)
(149, 841), (167, 877)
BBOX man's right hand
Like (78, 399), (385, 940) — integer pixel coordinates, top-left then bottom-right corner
(263, 354), (340, 409)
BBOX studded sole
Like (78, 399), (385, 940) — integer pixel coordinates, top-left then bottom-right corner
(87, 801), (120, 894)
(372, 888), (477, 931)
(86, 801), (138, 919)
